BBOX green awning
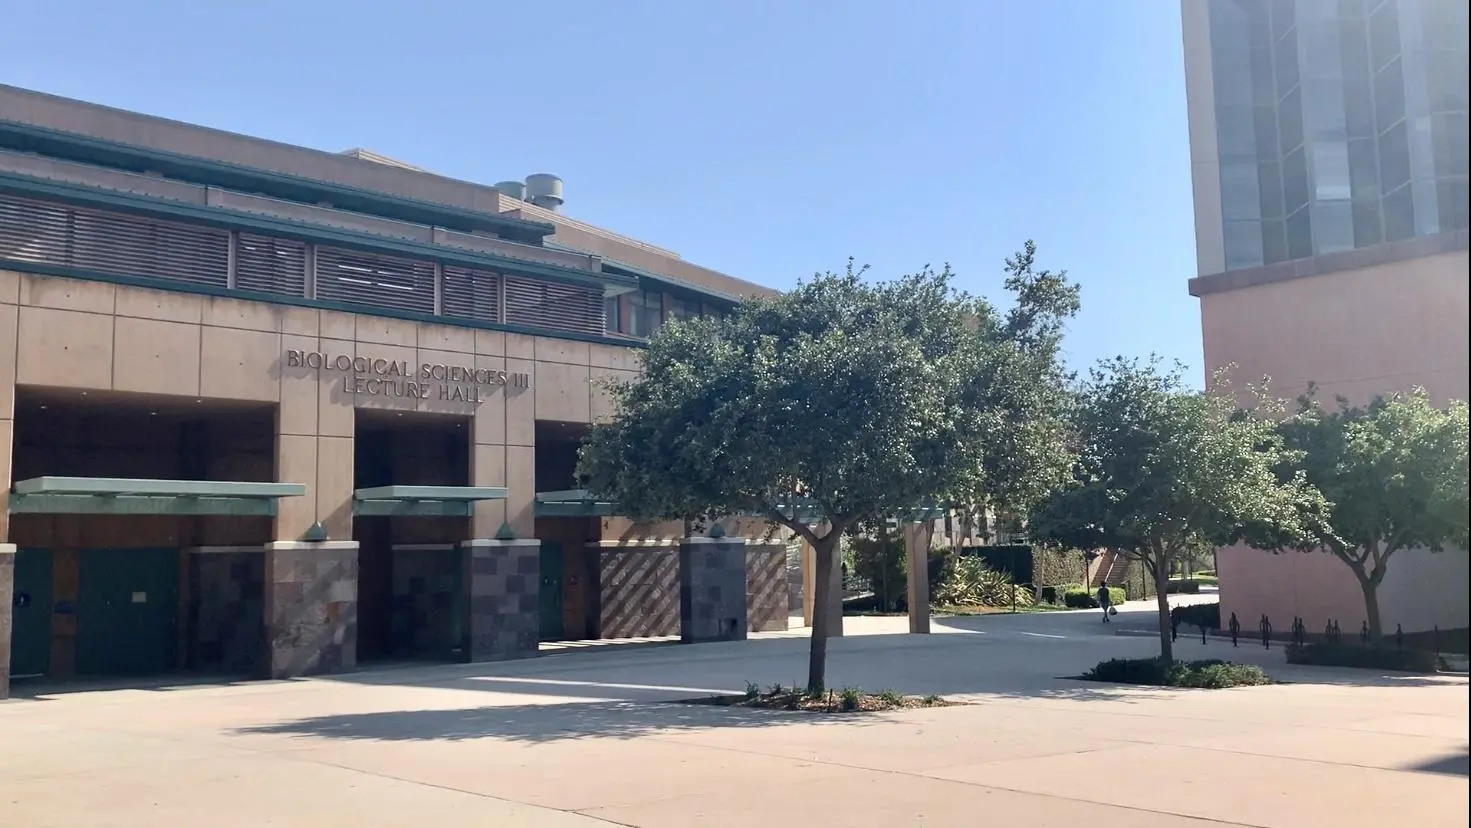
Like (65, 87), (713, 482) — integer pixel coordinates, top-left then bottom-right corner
(353, 485), (508, 517)
(8, 476), (306, 516)
(534, 489), (618, 517)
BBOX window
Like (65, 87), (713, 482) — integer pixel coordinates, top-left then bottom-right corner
(1283, 146), (1311, 214)
(1279, 85), (1305, 154)
(1353, 198), (1384, 246)
(1287, 205), (1314, 259)
(1378, 119), (1411, 193)
(1381, 183), (1415, 241)
(1311, 142), (1353, 200)
(1311, 200), (1355, 254)
(1437, 178), (1470, 231)
(1373, 57), (1407, 131)
(1223, 220), (1265, 269)
(1347, 137), (1381, 199)
(1221, 161), (1263, 220)
(666, 295), (701, 323)
(629, 290), (663, 338)
(604, 295), (624, 334)
(1431, 112), (1469, 178)
(1262, 218), (1289, 264)
(1369, 2), (1401, 73)
(1274, 28), (1301, 97)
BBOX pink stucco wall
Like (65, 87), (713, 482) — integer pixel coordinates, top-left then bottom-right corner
(1200, 249), (1470, 633)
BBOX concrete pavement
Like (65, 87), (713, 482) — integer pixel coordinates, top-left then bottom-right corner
(1, 604), (1465, 827)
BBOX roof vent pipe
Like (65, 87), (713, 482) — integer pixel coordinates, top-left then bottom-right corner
(525, 173), (564, 212)
(494, 180), (528, 200)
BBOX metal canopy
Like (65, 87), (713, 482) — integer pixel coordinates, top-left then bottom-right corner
(8, 476), (306, 517)
(353, 485), (508, 517)
(534, 489), (618, 517)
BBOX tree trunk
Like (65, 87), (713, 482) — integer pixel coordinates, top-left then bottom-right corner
(1154, 561), (1174, 664)
(1359, 575), (1384, 641)
(807, 534), (840, 694)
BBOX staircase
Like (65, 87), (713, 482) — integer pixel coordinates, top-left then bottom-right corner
(1090, 551), (1131, 589)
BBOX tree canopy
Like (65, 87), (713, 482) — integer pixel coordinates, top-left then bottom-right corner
(578, 243), (1080, 690)
(1270, 388), (1470, 637)
(1028, 357), (1322, 662)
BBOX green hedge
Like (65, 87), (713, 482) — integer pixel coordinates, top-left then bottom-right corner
(1170, 603), (1221, 632)
(1082, 657), (1272, 688)
(1063, 585), (1125, 609)
(1166, 579), (1203, 594)
(1285, 643), (1446, 673)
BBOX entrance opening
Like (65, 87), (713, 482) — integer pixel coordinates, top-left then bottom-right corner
(8, 389), (277, 683)
(533, 420), (600, 642)
(353, 410), (471, 664)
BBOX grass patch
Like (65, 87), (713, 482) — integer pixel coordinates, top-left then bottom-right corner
(1080, 657), (1273, 689)
(685, 683), (961, 713)
(1285, 643), (1447, 673)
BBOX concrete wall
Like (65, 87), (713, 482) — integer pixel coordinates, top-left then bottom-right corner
(1198, 250), (1470, 634)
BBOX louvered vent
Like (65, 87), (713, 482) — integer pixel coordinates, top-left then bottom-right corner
(234, 232), (307, 297)
(0, 193), (228, 287)
(441, 265), (501, 323)
(504, 276), (604, 335)
(314, 245), (435, 314)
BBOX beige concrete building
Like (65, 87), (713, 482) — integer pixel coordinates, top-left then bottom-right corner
(0, 84), (792, 697)
(1181, 1), (1469, 635)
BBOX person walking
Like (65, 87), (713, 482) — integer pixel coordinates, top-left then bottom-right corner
(1097, 584), (1113, 623)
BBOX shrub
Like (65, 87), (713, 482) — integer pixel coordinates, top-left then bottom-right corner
(1166, 579), (1203, 594)
(1082, 657), (1272, 688)
(838, 687), (862, 712)
(1063, 585), (1125, 609)
(1285, 643), (1446, 673)
(850, 536), (907, 612)
(878, 689), (904, 706)
(743, 681), (761, 700)
(1170, 603), (1221, 632)
(932, 557), (1035, 607)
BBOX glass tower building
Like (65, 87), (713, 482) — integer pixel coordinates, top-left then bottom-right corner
(1194, 0), (1468, 272)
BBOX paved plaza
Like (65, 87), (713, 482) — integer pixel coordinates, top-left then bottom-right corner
(1, 600), (1466, 827)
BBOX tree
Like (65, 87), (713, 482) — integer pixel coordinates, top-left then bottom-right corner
(1028, 358), (1321, 663)
(1272, 389), (1469, 639)
(578, 244), (1079, 692)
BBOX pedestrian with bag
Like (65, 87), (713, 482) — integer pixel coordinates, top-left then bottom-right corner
(1097, 584), (1115, 623)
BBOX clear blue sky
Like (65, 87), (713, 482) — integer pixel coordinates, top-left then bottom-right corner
(2, 0), (1201, 380)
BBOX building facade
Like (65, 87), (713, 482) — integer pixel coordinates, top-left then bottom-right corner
(0, 85), (790, 697)
(1181, 0), (1469, 634)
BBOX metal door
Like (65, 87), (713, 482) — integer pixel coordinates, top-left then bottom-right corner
(539, 542), (565, 641)
(9, 548), (53, 679)
(76, 548), (180, 676)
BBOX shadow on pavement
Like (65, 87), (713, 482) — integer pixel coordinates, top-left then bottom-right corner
(1406, 751), (1469, 776)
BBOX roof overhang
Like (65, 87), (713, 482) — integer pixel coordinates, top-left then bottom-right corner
(353, 485), (508, 517)
(534, 489), (618, 517)
(9, 476), (306, 516)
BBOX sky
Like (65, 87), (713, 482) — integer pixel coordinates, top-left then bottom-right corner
(2, 0), (1202, 381)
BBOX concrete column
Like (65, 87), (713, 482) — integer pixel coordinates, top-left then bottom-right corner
(262, 540), (358, 678)
(462, 538), (541, 661)
(904, 522), (933, 634)
(800, 536), (816, 627)
(679, 536), (748, 643)
(470, 399), (507, 539)
(0, 544), (13, 699)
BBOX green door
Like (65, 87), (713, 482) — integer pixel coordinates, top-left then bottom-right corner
(9, 548), (54, 679)
(76, 548), (180, 676)
(539, 542), (565, 641)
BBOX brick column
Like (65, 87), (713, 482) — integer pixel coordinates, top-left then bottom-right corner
(262, 540), (358, 678)
(461, 538), (541, 662)
(0, 544), (13, 699)
(679, 537), (748, 644)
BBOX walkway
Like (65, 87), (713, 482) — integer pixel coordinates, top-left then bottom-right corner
(1, 605), (1465, 827)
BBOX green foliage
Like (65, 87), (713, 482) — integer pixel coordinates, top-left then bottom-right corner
(1082, 657), (1272, 688)
(1269, 389), (1470, 637)
(1166, 579), (1203, 594)
(1285, 643), (1445, 673)
(743, 681), (761, 700)
(1063, 585), (1124, 609)
(878, 688), (905, 706)
(849, 535), (906, 612)
(576, 247), (1082, 692)
(1034, 548), (1090, 589)
(1170, 603), (1221, 632)
(838, 687), (862, 712)
(1028, 357), (1323, 662)
(932, 557), (1036, 607)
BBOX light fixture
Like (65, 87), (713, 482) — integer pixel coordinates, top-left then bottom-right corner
(300, 521), (329, 542)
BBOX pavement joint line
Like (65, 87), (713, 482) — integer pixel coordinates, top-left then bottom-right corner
(632, 729), (1268, 828)
(270, 751), (640, 827)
